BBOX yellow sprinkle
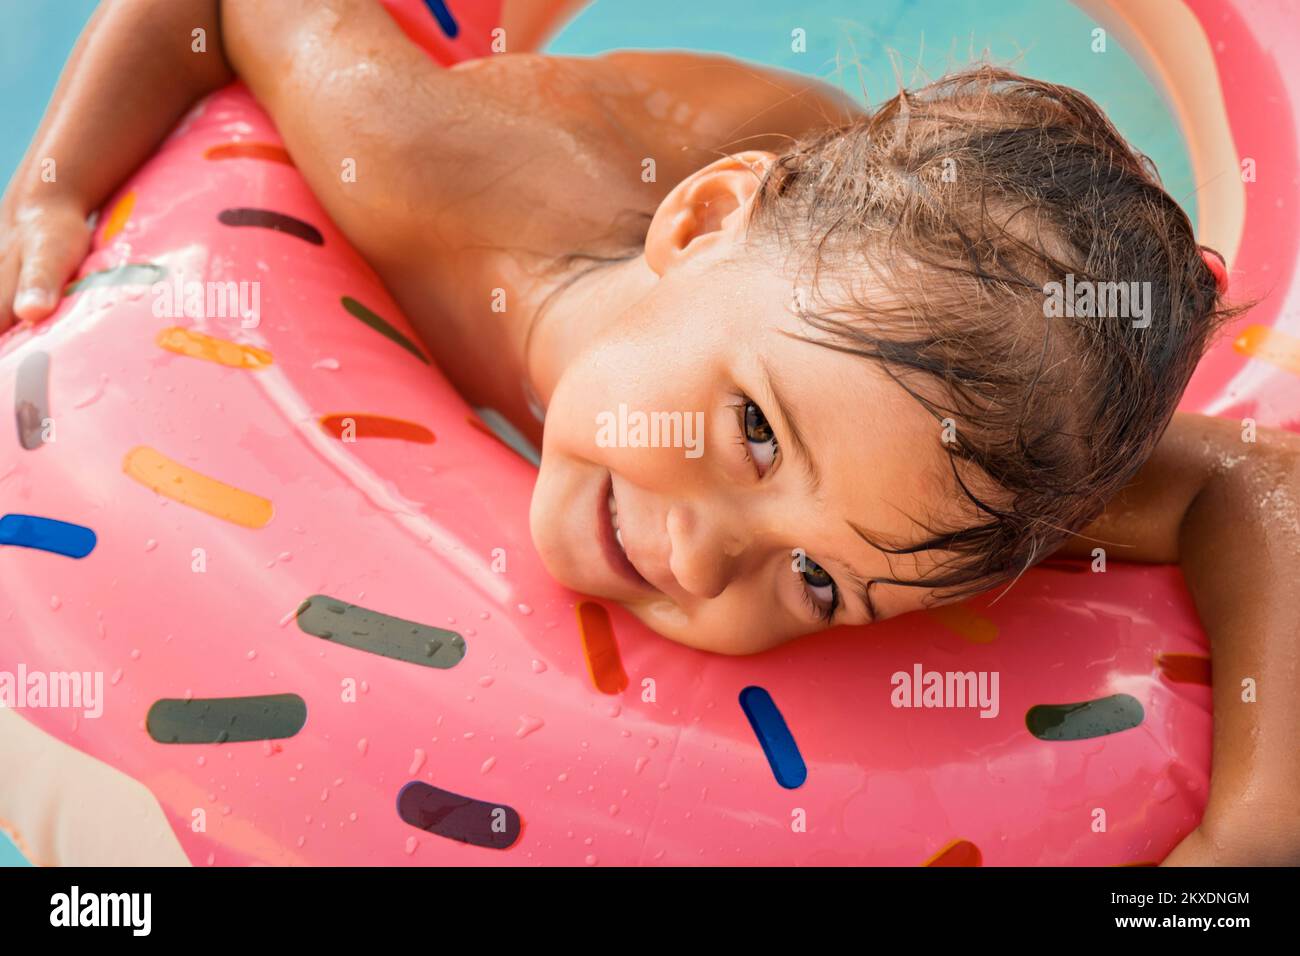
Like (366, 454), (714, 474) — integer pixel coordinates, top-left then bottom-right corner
(156, 327), (272, 370)
(1233, 324), (1300, 377)
(123, 446), (273, 528)
(101, 191), (136, 243)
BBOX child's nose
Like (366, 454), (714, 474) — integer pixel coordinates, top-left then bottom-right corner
(664, 503), (744, 599)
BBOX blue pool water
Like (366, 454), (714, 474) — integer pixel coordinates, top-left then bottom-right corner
(0, 830), (29, 867)
(3, 1), (1193, 213)
(0, 0), (1192, 868)
(548, 0), (1195, 219)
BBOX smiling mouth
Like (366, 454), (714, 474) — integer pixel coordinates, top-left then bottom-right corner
(599, 474), (651, 590)
(608, 489), (625, 553)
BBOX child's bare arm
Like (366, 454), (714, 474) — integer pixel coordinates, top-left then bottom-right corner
(0, 0), (233, 331)
(3, 0), (481, 335)
(219, 0), (493, 281)
(1059, 411), (1300, 864)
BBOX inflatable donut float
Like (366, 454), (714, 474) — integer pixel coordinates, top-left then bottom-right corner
(0, 0), (1293, 866)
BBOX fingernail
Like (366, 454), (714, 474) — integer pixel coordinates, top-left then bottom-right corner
(14, 289), (54, 317)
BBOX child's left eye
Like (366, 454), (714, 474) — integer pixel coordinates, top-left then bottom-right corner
(738, 399), (778, 476)
(798, 556), (839, 622)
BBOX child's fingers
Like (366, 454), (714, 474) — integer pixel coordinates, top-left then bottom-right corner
(13, 226), (89, 324)
(0, 250), (21, 333)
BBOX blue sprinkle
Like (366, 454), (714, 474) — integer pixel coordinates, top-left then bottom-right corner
(739, 685), (807, 789)
(0, 514), (97, 558)
(423, 0), (459, 38)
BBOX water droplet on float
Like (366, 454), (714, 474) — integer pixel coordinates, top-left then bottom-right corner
(357, 738), (368, 755)
(481, 756), (497, 774)
(246, 650), (257, 661)
(404, 836), (418, 855)
(312, 357), (340, 370)
(478, 675), (494, 687)
(144, 538), (158, 552)
(531, 659), (548, 674)
(129, 648), (141, 660)
(110, 669), (123, 686)
(517, 604), (533, 616)
(72, 374), (109, 409)
(585, 854), (598, 866)
(634, 756), (649, 774)
(409, 749), (426, 774)
(50, 595), (62, 610)
(516, 715), (544, 739)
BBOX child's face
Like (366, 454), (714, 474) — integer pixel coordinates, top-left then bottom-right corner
(530, 256), (960, 653)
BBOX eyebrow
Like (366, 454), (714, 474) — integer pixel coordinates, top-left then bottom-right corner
(756, 357), (880, 623)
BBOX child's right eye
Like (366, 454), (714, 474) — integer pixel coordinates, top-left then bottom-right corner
(736, 398), (779, 476)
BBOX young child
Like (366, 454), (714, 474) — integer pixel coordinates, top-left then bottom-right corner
(1, 0), (1297, 865)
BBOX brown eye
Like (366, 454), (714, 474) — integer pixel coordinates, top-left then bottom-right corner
(801, 560), (832, 589)
(797, 555), (839, 621)
(744, 402), (774, 443)
(741, 400), (778, 474)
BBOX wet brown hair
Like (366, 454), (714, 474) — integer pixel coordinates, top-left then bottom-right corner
(745, 65), (1245, 601)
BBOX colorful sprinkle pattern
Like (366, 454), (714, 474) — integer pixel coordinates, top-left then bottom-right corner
(13, 351), (49, 450)
(0, 514), (96, 558)
(295, 594), (465, 668)
(122, 446), (274, 528)
(738, 686), (807, 789)
(218, 207), (324, 245)
(576, 601), (627, 694)
(146, 694), (308, 744)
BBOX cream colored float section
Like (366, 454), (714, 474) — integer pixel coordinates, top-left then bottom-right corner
(1077, 0), (1245, 264)
(0, 708), (189, 866)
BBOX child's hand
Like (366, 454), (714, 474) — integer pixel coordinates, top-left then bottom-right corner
(1162, 801), (1300, 866)
(0, 191), (92, 333)
(2, 0), (235, 337)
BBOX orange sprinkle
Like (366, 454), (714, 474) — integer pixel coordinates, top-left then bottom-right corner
(1233, 324), (1300, 377)
(576, 601), (627, 694)
(927, 603), (998, 644)
(123, 446), (273, 528)
(923, 839), (982, 867)
(156, 327), (273, 370)
(101, 191), (136, 243)
(320, 414), (434, 443)
(1156, 652), (1212, 686)
(204, 142), (294, 166)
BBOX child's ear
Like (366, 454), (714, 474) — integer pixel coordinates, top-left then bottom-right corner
(643, 151), (775, 276)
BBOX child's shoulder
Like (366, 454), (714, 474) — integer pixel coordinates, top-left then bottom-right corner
(452, 49), (862, 185)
